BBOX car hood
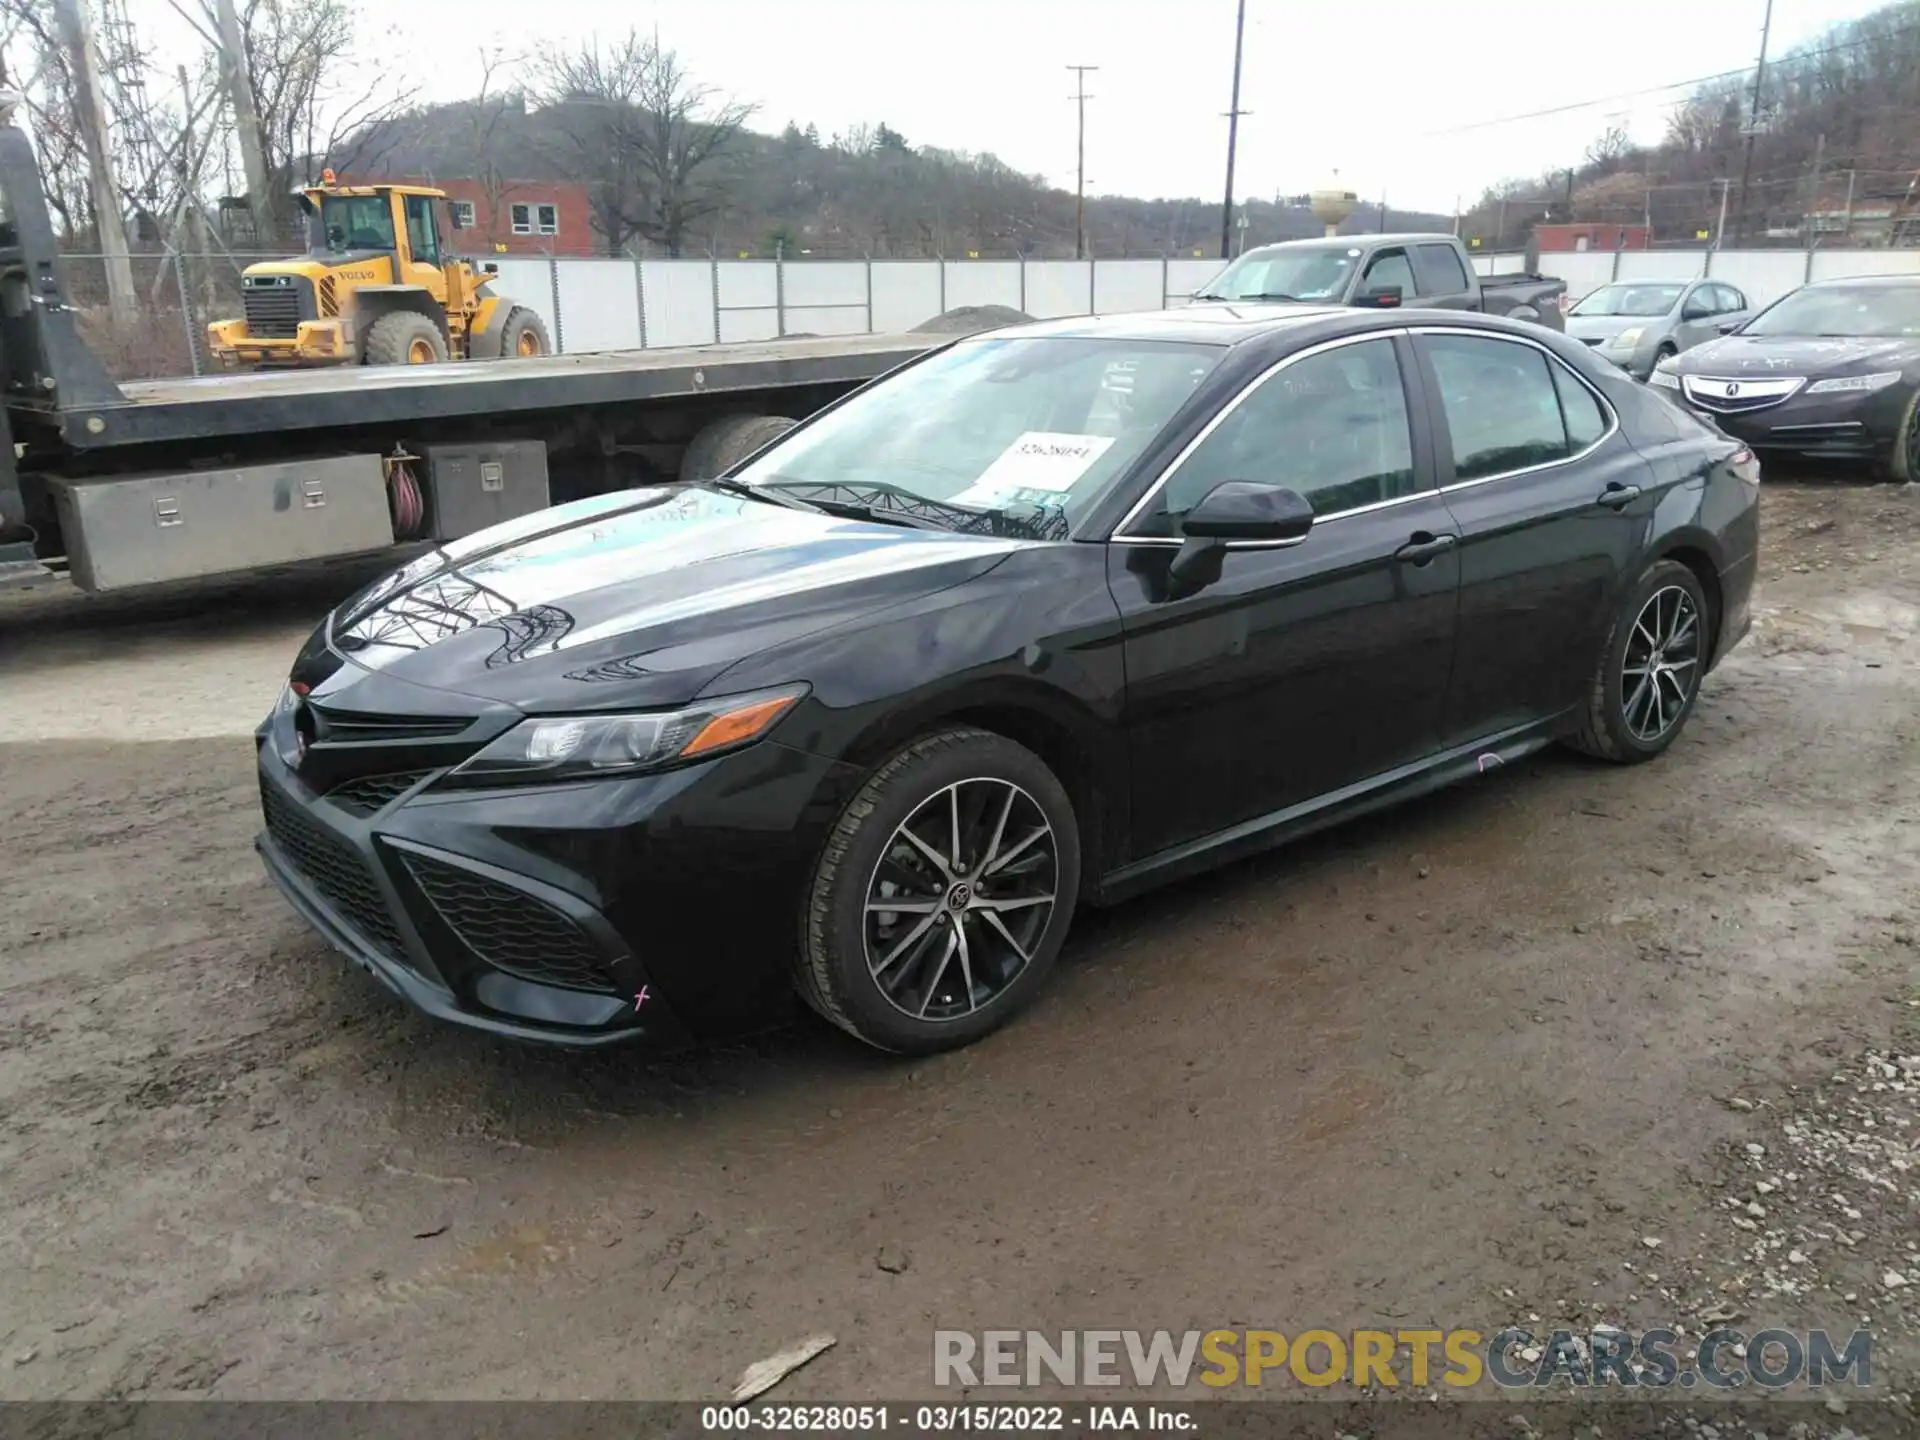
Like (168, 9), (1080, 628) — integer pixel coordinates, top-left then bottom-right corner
(1566, 314), (1657, 343)
(1671, 333), (1920, 376)
(311, 486), (1027, 711)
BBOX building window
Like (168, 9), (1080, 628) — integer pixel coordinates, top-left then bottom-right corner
(510, 202), (560, 236)
(449, 200), (476, 228)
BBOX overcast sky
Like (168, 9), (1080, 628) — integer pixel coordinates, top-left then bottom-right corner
(138, 0), (1884, 212)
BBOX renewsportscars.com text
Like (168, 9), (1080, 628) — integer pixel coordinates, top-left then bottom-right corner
(933, 1328), (1873, 1391)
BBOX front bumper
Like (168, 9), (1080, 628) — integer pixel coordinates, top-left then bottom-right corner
(1669, 384), (1905, 460)
(255, 732), (860, 1047)
(207, 318), (352, 368)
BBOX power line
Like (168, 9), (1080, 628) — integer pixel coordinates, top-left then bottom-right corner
(1066, 64), (1097, 261)
(1426, 18), (1920, 137)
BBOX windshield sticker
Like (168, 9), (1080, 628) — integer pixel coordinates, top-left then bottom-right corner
(950, 431), (1116, 508)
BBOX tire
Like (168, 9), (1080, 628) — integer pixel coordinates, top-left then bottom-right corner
(1564, 559), (1713, 764)
(1886, 388), (1920, 484)
(795, 727), (1082, 1055)
(499, 307), (551, 359)
(362, 311), (447, 366)
(678, 413), (797, 483)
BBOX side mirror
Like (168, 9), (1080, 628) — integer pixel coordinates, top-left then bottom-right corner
(1354, 283), (1403, 309)
(483, 262), (500, 275)
(1167, 482), (1315, 595)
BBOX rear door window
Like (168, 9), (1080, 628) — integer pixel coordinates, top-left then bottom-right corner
(1413, 242), (1473, 296)
(1421, 333), (1576, 481)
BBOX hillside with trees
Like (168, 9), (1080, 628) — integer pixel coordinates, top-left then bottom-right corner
(341, 32), (1451, 261)
(1461, 0), (1920, 250)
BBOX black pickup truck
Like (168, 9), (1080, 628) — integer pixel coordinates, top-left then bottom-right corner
(1193, 232), (1566, 329)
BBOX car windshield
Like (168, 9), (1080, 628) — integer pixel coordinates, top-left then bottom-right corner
(731, 336), (1222, 537)
(319, 194), (395, 252)
(1740, 283), (1920, 338)
(1570, 283), (1684, 318)
(1197, 246), (1358, 302)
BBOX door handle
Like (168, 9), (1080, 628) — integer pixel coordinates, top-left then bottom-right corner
(1598, 482), (1642, 510)
(1394, 531), (1457, 565)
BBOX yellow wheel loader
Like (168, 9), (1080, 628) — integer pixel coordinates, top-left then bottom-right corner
(207, 171), (552, 369)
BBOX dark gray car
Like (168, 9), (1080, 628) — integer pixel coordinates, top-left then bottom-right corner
(1566, 278), (1752, 380)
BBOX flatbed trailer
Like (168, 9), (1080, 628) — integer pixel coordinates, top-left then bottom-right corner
(0, 120), (942, 594)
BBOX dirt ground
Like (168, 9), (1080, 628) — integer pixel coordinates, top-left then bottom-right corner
(1, 481), (1917, 1409)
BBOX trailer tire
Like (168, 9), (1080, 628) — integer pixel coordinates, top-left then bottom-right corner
(499, 308), (551, 359)
(679, 413), (797, 484)
(363, 312), (448, 366)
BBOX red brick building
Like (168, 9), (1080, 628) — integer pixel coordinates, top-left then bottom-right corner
(339, 174), (598, 256)
(1533, 222), (1651, 252)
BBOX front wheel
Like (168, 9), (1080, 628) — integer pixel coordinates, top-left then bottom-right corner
(1565, 559), (1712, 763)
(1887, 389), (1920, 484)
(795, 728), (1081, 1054)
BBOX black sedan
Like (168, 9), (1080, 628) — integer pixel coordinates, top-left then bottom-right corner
(1652, 273), (1920, 481)
(257, 306), (1759, 1055)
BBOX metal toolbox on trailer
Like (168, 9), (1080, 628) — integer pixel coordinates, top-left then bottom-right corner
(419, 440), (551, 542)
(48, 454), (393, 592)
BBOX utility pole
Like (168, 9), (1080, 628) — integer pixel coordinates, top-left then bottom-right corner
(1732, 0), (1775, 247)
(1066, 65), (1098, 261)
(50, 0), (136, 327)
(1713, 177), (1731, 250)
(1219, 0), (1248, 260)
(1804, 130), (1826, 243)
(213, 0), (273, 244)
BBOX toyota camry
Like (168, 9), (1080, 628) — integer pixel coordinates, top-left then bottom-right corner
(257, 305), (1759, 1055)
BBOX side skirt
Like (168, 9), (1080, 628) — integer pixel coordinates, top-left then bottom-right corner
(1089, 715), (1569, 906)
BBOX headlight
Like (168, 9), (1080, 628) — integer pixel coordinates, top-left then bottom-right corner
(1805, 371), (1903, 395)
(1649, 369), (1681, 390)
(450, 685), (807, 785)
(1607, 327), (1646, 349)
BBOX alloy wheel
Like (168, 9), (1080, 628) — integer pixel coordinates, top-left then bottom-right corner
(863, 778), (1058, 1022)
(1620, 584), (1702, 743)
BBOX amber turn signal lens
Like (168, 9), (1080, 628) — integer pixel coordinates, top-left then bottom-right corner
(680, 693), (802, 758)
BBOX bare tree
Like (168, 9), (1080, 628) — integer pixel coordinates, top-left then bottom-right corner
(535, 31), (752, 256)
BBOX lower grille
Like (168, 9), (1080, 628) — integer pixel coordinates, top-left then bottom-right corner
(401, 853), (617, 994)
(327, 770), (433, 817)
(242, 287), (301, 339)
(262, 783), (408, 959)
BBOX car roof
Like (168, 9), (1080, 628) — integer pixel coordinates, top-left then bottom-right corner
(1246, 233), (1457, 252)
(968, 305), (1554, 349)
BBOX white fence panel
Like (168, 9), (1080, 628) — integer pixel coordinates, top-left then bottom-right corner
(1093, 259), (1164, 315)
(1165, 259), (1221, 302)
(783, 306), (869, 336)
(1615, 251), (1705, 283)
(783, 262), (868, 310)
(870, 262), (942, 332)
(552, 259), (640, 354)
(1704, 251), (1812, 308)
(940, 261), (1021, 312)
(716, 262), (778, 343)
(1024, 261), (1093, 318)
(1808, 248), (1920, 283)
(487, 257), (556, 349)
(642, 260), (717, 348)
(1537, 252), (1618, 301)
(1480, 252), (1530, 276)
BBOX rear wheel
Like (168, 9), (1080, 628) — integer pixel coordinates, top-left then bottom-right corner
(678, 413), (797, 483)
(500, 308), (551, 359)
(795, 728), (1081, 1055)
(1565, 559), (1712, 763)
(363, 311), (447, 366)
